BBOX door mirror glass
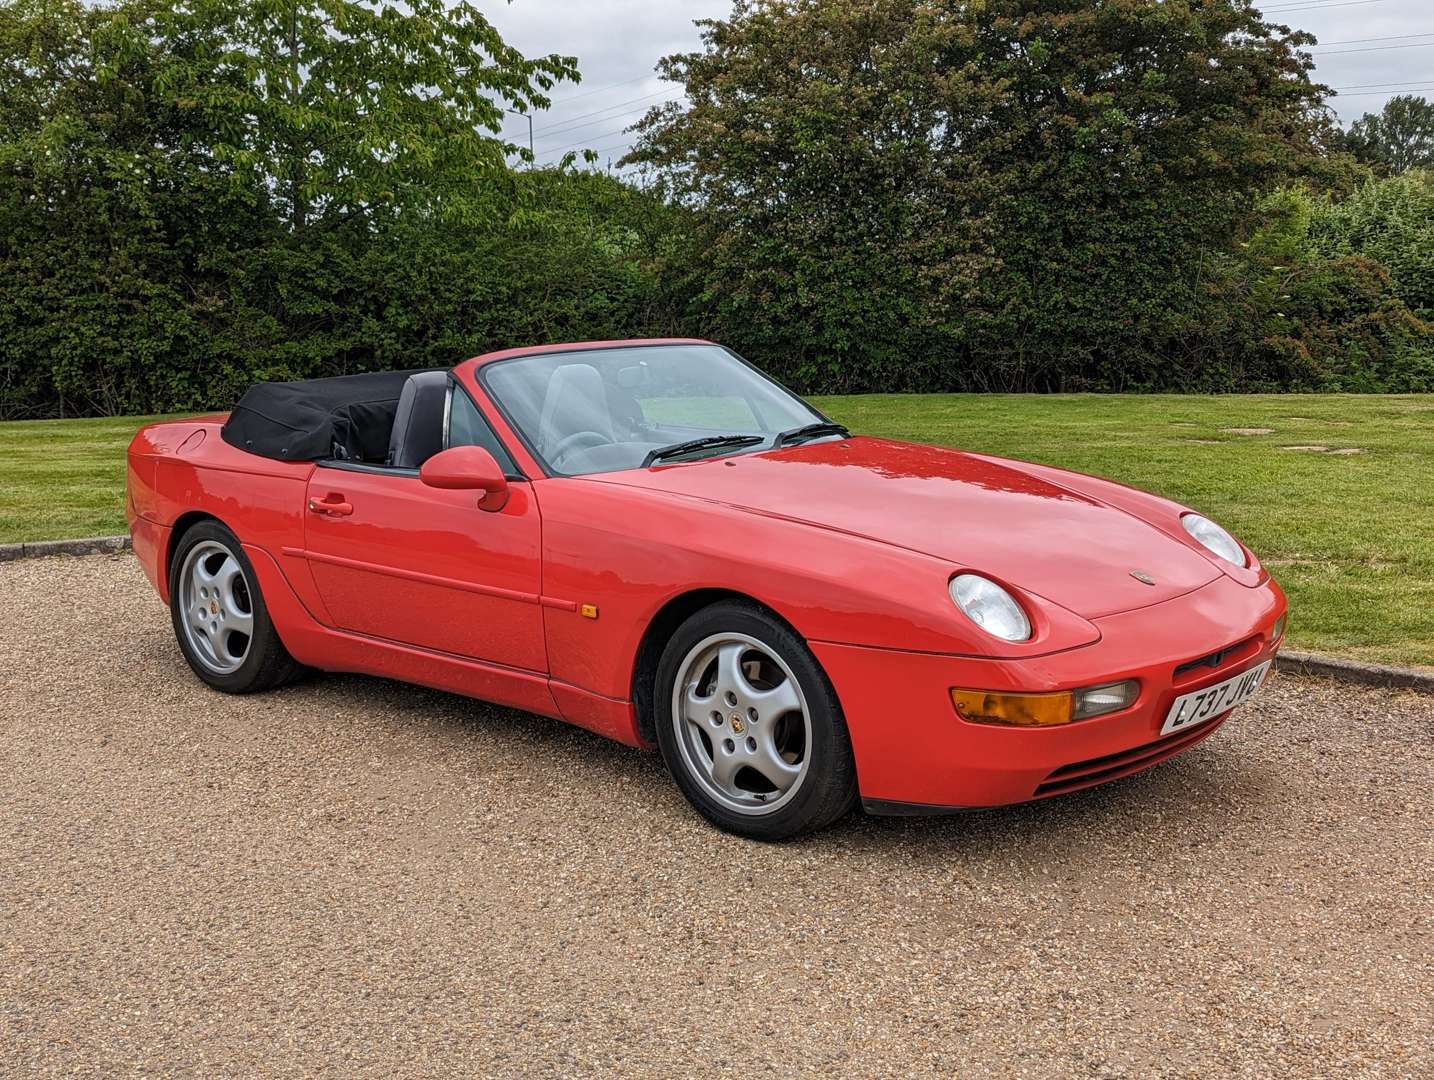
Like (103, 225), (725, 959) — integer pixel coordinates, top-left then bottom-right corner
(419, 445), (509, 511)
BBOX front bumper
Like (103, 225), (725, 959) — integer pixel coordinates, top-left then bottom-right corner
(814, 573), (1286, 810)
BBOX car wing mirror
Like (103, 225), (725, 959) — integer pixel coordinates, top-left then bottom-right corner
(419, 445), (510, 512)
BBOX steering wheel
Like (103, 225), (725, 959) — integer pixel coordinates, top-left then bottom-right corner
(549, 430), (612, 470)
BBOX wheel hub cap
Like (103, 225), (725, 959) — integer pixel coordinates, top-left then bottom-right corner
(671, 632), (812, 816)
(178, 541), (254, 675)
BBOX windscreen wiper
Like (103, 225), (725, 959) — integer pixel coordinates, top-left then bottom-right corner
(774, 421), (851, 447)
(642, 434), (765, 468)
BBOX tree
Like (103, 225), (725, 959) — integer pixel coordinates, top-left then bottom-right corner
(1191, 183), (1434, 392)
(627, 0), (1339, 392)
(0, 0), (280, 415)
(148, 1), (580, 229)
(0, 1), (662, 418)
(1348, 95), (1434, 175)
(1311, 170), (1434, 320)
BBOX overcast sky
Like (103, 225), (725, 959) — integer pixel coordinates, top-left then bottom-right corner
(487, 0), (1434, 170)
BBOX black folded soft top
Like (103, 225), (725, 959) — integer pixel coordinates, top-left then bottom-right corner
(220, 369), (437, 463)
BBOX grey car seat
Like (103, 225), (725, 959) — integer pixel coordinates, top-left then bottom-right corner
(537, 363), (614, 456)
(387, 370), (449, 468)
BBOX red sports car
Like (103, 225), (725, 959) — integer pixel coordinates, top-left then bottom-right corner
(127, 339), (1286, 838)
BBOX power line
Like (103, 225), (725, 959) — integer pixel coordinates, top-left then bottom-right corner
(534, 77), (1430, 159)
(1315, 41), (1434, 56)
(1308, 32), (1434, 48)
(537, 121), (646, 158)
(1335, 86), (1434, 97)
(589, 138), (637, 159)
(537, 134), (632, 166)
(539, 133), (640, 168)
(536, 122), (640, 156)
(523, 18), (1431, 160)
(536, 89), (676, 133)
(1262, 0), (1390, 12)
(1332, 79), (1434, 90)
(531, 89), (681, 141)
(520, 15), (1425, 136)
(531, 110), (658, 152)
(539, 95), (1434, 165)
(544, 74), (658, 107)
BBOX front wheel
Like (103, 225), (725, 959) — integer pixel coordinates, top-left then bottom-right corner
(168, 520), (305, 693)
(654, 601), (858, 839)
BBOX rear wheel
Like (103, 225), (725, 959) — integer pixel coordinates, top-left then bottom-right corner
(654, 601), (857, 839)
(168, 520), (304, 693)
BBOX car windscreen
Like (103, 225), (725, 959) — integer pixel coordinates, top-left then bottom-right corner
(480, 344), (826, 476)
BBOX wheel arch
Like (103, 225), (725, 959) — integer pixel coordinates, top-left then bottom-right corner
(165, 511), (227, 583)
(630, 587), (810, 745)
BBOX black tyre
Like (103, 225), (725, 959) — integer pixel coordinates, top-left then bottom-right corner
(654, 600), (858, 839)
(168, 519), (305, 693)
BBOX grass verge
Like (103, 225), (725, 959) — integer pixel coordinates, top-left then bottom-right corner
(0, 415), (167, 546)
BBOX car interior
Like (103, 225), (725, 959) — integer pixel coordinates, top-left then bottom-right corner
(283, 348), (820, 476)
(357, 362), (746, 476)
(499, 361), (670, 474)
(319, 371), (491, 471)
(479, 354), (815, 476)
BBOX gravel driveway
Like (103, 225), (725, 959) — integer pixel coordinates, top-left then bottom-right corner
(1, 554), (1430, 1078)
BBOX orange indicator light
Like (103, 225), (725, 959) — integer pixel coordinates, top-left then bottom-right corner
(951, 689), (1073, 727)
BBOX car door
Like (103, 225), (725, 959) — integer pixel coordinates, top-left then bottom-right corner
(301, 382), (546, 673)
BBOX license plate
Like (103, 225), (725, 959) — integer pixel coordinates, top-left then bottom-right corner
(1161, 661), (1272, 736)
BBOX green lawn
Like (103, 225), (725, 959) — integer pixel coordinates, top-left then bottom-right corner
(2, 395), (1430, 667)
(0, 415), (168, 545)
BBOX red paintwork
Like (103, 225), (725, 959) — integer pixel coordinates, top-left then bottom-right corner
(127, 339), (1288, 810)
(301, 467), (547, 673)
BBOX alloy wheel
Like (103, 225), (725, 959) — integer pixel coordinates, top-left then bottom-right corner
(670, 632), (812, 815)
(177, 540), (254, 675)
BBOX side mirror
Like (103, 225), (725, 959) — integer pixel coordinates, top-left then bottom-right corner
(420, 445), (510, 512)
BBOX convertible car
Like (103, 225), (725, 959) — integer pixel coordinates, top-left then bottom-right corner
(127, 339), (1286, 838)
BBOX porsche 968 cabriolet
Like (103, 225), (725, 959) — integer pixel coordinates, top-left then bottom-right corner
(127, 339), (1287, 838)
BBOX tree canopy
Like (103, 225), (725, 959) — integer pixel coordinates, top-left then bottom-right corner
(144, 0), (579, 228)
(626, 0), (1359, 391)
(1348, 95), (1434, 176)
(0, 0), (663, 417)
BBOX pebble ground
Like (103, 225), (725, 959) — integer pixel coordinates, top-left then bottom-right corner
(1, 555), (1430, 1078)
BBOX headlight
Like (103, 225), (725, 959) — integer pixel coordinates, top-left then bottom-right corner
(949, 574), (1031, 642)
(1181, 513), (1247, 567)
(1072, 680), (1140, 720)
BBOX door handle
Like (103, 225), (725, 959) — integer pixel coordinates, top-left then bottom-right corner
(308, 495), (353, 516)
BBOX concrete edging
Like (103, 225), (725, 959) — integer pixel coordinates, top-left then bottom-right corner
(1, 535), (1430, 693)
(1275, 650), (1434, 694)
(0, 534), (132, 562)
